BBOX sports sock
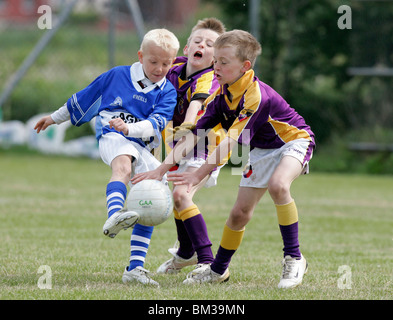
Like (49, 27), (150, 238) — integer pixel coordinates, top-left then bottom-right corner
(173, 209), (195, 259)
(128, 223), (154, 271)
(276, 200), (301, 258)
(211, 224), (245, 275)
(179, 205), (213, 264)
(106, 181), (127, 218)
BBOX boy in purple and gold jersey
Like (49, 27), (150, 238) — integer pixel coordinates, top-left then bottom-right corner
(162, 30), (315, 288)
(155, 18), (227, 274)
(114, 18), (227, 276)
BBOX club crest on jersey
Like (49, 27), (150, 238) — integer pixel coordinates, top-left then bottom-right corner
(177, 97), (185, 115)
(110, 96), (123, 107)
(238, 108), (254, 122)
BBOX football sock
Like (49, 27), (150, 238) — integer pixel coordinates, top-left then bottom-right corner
(276, 200), (301, 258)
(174, 209), (195, 259)
(128, 223), (154, 271)
(179, 205), (213, 264)
(106, 181), (127, 218)
(211, 224), (245, 275)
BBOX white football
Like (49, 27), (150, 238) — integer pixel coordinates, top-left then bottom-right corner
(127, 179), (173, 226)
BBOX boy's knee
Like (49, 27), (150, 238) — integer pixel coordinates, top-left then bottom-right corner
(112, 161), (132, 180)
(268, 179), (290, 201)
(228, 206), (251, 229)
(122, 165), (133, 177)
(172, 188), (189, 209)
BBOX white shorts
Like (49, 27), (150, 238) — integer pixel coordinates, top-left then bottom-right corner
(172, 157), (223, 188)
(240, 139), (313, 189)
(99, 132), (162, 177)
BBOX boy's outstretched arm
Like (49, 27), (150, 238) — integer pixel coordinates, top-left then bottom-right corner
(34, 104), (70, 133)
(34, 115), (55, 133)
(168, 136), (237, 192)
(131, 132), (199, 184)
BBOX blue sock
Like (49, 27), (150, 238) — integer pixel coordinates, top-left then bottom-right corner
(128, 224), (154, 271)
(106, 181), (127, 218)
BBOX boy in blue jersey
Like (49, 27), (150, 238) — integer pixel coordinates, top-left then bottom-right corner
(113, 18), (226, 277)
(34, 28), (180, 286)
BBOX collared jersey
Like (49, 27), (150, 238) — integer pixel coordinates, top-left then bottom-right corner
(66, 63), (177, 149)
(196, 70), (315, 156)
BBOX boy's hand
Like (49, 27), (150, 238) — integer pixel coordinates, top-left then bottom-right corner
(167, 171), (200, 193)
(131, 169), (164, 185)
(34, 116), (55, 133)
(109, 118), (129, 135)
(165, 122), (196, 143)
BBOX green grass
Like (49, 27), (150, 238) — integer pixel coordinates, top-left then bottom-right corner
(1, 150), (393, 300)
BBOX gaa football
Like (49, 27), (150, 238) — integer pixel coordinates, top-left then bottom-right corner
(127, 179), (173, 226)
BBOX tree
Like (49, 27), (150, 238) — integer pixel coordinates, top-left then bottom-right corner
(203, 0), (393, 144)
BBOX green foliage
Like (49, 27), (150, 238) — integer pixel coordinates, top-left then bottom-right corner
(204, 0), (350, 143)
(311, 142), (393, 175)
(203, 0), (393, 146)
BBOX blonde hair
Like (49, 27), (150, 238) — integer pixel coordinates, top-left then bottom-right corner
(187, 17), (226, 45)
(140, 28), (180, 55)
(214, 30), (262, 67)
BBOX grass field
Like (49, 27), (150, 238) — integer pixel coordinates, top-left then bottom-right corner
(1, 149), (392, 302)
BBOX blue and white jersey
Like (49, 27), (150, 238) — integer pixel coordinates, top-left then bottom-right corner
(66, 62), (177, 148)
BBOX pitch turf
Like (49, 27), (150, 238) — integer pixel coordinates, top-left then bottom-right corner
(0, 151), (392, 301)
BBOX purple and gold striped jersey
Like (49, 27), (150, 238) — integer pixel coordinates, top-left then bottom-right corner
(166, 56), (219, 127)
(165, 56), (228, 162)
(196, 70), (315, 154)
